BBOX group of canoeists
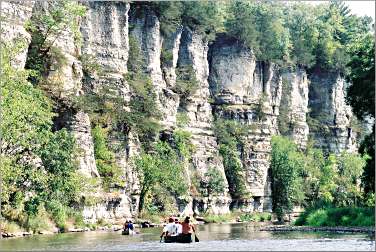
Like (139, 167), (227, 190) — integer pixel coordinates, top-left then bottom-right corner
(122, 216), (198, 243)
(160, 216), (198, 243)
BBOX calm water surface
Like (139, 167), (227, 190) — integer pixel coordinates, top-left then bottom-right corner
(0, 223), (374, 251)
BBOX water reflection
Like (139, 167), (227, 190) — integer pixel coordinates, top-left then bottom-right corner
(0, 223), (374, 251)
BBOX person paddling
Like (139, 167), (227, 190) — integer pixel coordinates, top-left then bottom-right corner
(181, 216), (196, 242)
(160, 217), (176, 241)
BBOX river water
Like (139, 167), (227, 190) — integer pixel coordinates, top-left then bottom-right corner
(0, 223), (374, 251)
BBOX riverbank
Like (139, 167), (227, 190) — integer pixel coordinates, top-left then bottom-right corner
(260, 225), (375, 234)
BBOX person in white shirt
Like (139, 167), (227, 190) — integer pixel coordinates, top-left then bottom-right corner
(160, 217), (176, 239)
(174, 218), (182, 235)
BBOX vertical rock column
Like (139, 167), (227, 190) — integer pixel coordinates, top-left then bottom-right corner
(128, 7), (180, 129)
(80, 1), (138, 220)
(279, 68), (309, 148)
(209, 36), (282, 212)
(178, 29), (231, 214)
(308, 71), (357, 153)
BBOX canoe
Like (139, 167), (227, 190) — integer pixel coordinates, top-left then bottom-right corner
(164, 234), (192, 243)
(122, 229), (135, 235)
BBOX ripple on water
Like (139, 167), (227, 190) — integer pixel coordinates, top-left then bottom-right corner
(101, 239), (375, 251)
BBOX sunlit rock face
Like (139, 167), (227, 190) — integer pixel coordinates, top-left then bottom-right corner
(280, 68), (310, 149)
(209, 35), (283, 212)
(178, 28), (231, 214)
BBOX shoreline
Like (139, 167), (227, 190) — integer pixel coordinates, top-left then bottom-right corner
(260, 225), (375, 234)
(1, 221), (374, 239)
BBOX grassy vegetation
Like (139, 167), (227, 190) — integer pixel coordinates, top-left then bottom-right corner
(0, 221), (24, 233)
(203, 212), (272, 223)
(295, 207), (375, 227)
(239, 212), (272, 222)
(203, 213), (238, 223)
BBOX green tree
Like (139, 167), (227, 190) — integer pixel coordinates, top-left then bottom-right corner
(346, 34), (375, 120)
(346, 33), (375, 196)
(182, 1), (225, 42)
(203, 167), (225, 198)
(134, 141), (188, 213)
(226, 1), (290, 62)
(271, 136), (304, 221)
(283, 3), (319, 67)
(25, 0), (86, 84)
(213, 119), (249, 199)
(0, 41), (86, 227)
(334, 152), (366, 206)
(92, 126), (124, 190)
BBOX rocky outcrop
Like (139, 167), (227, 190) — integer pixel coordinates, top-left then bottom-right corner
(308, 70), (357, 153)
(68, 111), (99, 177)
(279, 68), (310, 148)
(128, 9), (230, 214)
(80, 1), (140, 219)
(178, 29), (231, 215)
(1, 1), (35, 68)
(129, 6), (180, 129)
(209, 36), (282, 212)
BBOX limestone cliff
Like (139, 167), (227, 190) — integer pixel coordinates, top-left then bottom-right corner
(2, 0), (361, 222)
(308, 69), (358, 153)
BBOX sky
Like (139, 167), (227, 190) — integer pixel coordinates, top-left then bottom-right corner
(306, 1), (375, 21)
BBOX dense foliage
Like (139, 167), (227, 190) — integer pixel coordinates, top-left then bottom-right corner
(345, 32), (375, 197)
(213, 119), (250, 200)
(147, 1), (224, 42)
(271, 136), (367, 221)
(133, 131), (193, 213)
(1, 41), (86, 231)
(295, 207), (374, 227)
(271, 136), (304, 221)
(92, 126), (124, 189)
(147, 1), (373, 72)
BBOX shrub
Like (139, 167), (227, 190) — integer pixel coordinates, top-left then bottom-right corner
(306, 209), (328, 227)
(174, 66), (199, 101)
(46, 200), (67, 230)
(176, 111), (190, 128)
(296, 207), (375, 227)
(92, 126), (124, 189)
(26, 205), (55, 233)
(1, 221), (23, 233)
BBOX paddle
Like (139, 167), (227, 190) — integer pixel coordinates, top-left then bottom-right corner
(194, 233), (199, 242)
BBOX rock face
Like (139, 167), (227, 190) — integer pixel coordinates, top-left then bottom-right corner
(209, 36), (282, 212)
(2, 0), (35, 68)
(178, 29), (231, 214)
(308, 70), (357, 153)
(4, 1), (362, 222)
(80, 1), (139, 220)
(279, 68), (310, 148)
